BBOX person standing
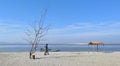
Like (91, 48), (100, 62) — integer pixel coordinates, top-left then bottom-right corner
(44, 44), (49, 55)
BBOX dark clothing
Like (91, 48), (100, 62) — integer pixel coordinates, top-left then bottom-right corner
(44, 44), (49, 55)
(46, 45), (48, 51)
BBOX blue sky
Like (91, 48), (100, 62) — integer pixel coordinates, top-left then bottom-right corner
(0, 0), (120, 44)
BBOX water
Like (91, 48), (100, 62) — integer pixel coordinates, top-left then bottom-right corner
(0, 44), (120, 52)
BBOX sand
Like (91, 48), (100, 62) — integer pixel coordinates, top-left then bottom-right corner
(0, 52), (120, 66)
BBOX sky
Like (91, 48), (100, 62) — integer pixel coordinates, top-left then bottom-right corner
(0, 0), (120, 44)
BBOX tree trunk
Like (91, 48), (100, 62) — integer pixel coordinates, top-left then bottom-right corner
(29, 52), (32, 59)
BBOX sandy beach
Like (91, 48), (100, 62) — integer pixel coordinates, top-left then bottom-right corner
(0, 52), (120, 66)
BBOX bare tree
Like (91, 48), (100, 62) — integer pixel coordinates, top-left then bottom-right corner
(25, 9), (49, 59)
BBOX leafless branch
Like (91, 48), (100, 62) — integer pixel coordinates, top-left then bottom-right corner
(25, 9), (49, 59)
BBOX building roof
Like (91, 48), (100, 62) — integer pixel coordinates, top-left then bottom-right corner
(88, 42), (104, 45)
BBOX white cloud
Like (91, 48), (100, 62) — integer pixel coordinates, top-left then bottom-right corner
(48, 22), (120, 34)
(45, 22), (120, 44)
(0, 20), (120, 44)
(0, 21), (27, 43)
